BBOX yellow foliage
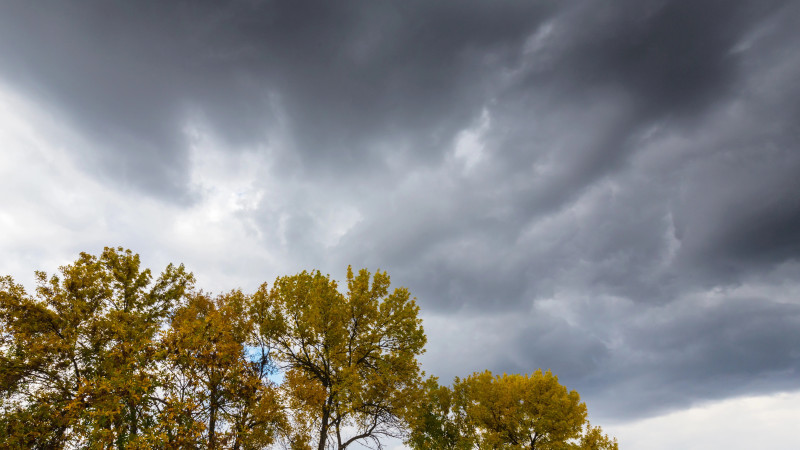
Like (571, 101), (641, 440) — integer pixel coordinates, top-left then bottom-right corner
(255, 266), (427, 449)
(1, 249), (617, 450)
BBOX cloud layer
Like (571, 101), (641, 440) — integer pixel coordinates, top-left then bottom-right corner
(1, 0), (799, 431)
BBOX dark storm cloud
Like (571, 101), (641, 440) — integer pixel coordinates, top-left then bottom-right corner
(3, 0), (800, 422)
(492, 0), (793, 216)
(0, 0), (553, 198)
(334, 0), (800, 306)
(325, 0), (800, 418)
(543, 0), (756, 116)
(590, 296), (800, 419)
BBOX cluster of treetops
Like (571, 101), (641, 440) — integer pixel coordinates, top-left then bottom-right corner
(0, 247), (618, 449)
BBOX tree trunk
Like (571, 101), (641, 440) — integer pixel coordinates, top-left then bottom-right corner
(318, 394), (334, 450)
(318, 406), (330, 450)
(128, 399), (138, 440)
(209, 387), (219, 450)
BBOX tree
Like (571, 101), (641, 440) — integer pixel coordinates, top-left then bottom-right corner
(407, 370), (615, 450)
(462, 370), (586, 449)
(254, 267), (426, 450)
(3, 248), (617, 450)
(579, 423), (618, 450)
(405, 377), (476, 450)
(0, 247), (194, 448)
(161, 290), (285, 449)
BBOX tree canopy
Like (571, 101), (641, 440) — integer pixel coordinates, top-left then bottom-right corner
(0, 248), (617, 449)
(407, 371), (617, 450)
(255, 267), (426, 449)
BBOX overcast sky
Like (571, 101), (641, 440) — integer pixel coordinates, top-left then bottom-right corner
(1, 1), (799, 448)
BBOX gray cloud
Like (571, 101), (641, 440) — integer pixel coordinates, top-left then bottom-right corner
(2, 0), (799, 423)
(593, 295), (800, 420)
(0, 0), (553, 198)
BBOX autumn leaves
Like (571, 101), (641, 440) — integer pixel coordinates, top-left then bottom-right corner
(257, 267), (427, 450)
(0, 248), (616, 449)
(408, 371), (617, 449)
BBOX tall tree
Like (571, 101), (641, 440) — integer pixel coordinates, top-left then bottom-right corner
(0, 247), (194, 448)
(161, 290), (285, 449)
(3, 249), (617, 450)
(255, 267), (426, 450)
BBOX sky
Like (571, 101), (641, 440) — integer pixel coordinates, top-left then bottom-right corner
(1, 1), (799, 448)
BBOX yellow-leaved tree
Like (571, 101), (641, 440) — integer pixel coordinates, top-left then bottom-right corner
(0, 247), (194, 448)
(254, 267), (426, 450)
(407, 370), (618, 450)
(464, 370), (586, 449)
(159, 290), (285, 449)
(2, 248), (617, 449)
